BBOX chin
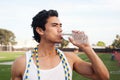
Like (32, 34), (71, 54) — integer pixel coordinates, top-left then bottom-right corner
(55, 40), (62, 43)
(56, 41), (62, 43)
(53, 38), (63, 43)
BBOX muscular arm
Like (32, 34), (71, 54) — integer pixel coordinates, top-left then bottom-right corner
(69, 30), (109, 80)
(85, 48), (109, 80)
(11, 55), (26, 80)
(73, 48), (109, 80)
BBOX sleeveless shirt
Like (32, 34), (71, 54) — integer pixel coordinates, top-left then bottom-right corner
(23, 49), (72, 80)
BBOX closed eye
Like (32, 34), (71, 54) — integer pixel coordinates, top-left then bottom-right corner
(51, 23), (62, 27)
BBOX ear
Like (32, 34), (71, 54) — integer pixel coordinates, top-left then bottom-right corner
(36, 27), (44, 35)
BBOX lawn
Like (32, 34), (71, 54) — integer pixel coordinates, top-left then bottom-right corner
(0, 51), (24, 62)
(0, 65), (11, 80)
(72, 53), (120, 80)
(0, 52), (120, 80)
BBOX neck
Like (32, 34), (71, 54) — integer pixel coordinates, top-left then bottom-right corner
(37, 41), (57, 57)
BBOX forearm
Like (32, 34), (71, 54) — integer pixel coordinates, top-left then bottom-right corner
(69, 30), (109, 79)
(83, 47), (109, 80)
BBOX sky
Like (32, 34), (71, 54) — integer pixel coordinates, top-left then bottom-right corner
(0, 0), (120, 47)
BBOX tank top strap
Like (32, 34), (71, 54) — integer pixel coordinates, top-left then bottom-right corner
(25, 50), (32, 63)
(23, 50), (33, 80)
(57, 49), (72, 72)
(57, 49), (69, 62)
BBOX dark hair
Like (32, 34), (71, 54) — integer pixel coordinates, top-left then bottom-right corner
(31, 9), (58, 43)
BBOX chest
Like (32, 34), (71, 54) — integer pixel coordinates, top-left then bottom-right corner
(24, 60), (66, 80)
(23, 55), (72, 80)
(32, 55), (61, 70)
(23, 50), (73, 80)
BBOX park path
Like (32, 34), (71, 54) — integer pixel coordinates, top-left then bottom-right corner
(0, 62), (13, 65)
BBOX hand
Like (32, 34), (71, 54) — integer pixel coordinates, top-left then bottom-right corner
(69, 30), (90, 50)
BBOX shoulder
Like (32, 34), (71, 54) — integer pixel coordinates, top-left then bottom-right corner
(13, 54), (26, 67)
(63, 52), (83, 69)
(12, 50), (32, 71)
(57, 49), (81, 62)
(12, 50), (33, 70)
(64, 52), (82, 62)
(11, 54), (26, 77)
(57, 49), (77, 59)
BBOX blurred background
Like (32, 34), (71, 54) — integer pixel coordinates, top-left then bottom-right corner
(0, 0), (120, 51)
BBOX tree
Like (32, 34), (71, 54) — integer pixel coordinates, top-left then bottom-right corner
(112, 34), (120, 48)
(60, 38), (69, 48)
(97, 41), (106, 47)
(0, 28), (17, 45)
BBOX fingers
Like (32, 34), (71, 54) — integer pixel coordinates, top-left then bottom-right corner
(71, 30), (88, 44)
(68, 37), (76, 45)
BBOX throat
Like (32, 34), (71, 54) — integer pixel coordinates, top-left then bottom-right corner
(39, 52), (58, 57)
(37, 45), (57, 57)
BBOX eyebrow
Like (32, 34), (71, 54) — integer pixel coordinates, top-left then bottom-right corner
(51, 23), (62, 26)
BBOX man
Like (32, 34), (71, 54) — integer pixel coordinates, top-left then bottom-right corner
(11, 10), (109, 80)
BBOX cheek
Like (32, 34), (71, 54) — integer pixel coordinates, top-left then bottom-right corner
(44, 31), (55, 39)
(44, 28), (58, 39)
(47, 29), (57, 36)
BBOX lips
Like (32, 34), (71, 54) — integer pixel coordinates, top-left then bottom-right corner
(58, 34), (63, 39)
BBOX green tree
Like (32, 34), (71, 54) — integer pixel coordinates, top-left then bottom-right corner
(112, 34), (120, 48)
(61, 38), (69, 48)
(97, 41), (106, 47)
(0, 28), (17, 45)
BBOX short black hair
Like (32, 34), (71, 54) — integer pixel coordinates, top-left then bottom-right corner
(31, 9), (58, 43)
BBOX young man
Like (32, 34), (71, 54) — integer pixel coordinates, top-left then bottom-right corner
(11, 10), (109, 80)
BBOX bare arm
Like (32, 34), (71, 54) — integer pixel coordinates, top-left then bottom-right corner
(69, 30), (109, 80)
(11, 55), (25, 80)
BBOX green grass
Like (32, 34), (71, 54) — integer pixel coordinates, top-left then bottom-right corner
(0, 52), (120, 80)
(0, 65), (11, 80)
(72, 53), (120, 80)
(98, 53), (120, 80)
(0, 51), (24, 62)
(0, 51), (24, 80)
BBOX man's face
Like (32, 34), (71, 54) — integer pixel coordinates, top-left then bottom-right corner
(42, 16), (63, 43)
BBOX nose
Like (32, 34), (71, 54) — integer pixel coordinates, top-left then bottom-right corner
(60, 27), (62, 32)
(58, 26), (62, 32)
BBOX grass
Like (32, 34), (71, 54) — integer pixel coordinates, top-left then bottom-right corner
(0, 51), (24, 80)
(0, 51), (24, 62)
(0, 65), (11, 80)
(98, 53), (120, 80)
(72, 53), (120, 80)
(0, 52), (120, 80)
